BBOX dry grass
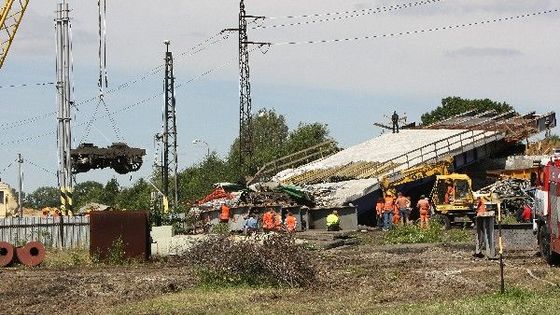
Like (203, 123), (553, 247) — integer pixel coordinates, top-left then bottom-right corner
(111, 286), (560, 315)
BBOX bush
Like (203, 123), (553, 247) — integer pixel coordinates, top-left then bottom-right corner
(384, 223), (472, 244)
(186, 234), (316, 288)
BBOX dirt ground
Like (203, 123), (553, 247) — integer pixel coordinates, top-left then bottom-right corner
(2, 231), (560, 315)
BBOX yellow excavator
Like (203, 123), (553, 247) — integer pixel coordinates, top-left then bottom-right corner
(0, 0), (29, 69)
(380, 156), (475, 228)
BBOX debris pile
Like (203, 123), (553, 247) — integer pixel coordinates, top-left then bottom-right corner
(476, 178), (533, 214)
(477, 178), (531, 199)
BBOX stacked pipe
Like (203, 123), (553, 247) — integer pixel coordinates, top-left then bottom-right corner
(0, 241), (46, 267)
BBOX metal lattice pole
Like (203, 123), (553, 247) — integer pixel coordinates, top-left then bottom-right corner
(162, 40), (178, 210)
(55, 1), (73, 216)
(238, 0), (252, 177)
(224, 0), (268, 179)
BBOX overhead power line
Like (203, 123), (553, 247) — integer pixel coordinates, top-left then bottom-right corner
(0, 48), (250, 148)
(255, 0), (443, 30)
(26, 159), (58, 177)
(272, 9), (559, 46)
(0, 82), (55, 89)
(0, 31), (230, 132)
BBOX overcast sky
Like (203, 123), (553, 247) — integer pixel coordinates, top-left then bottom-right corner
(0, 0), (558, 192)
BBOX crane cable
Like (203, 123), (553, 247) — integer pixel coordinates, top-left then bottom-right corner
(82, 0), (122, 142)
(0, 46), (263, 148)
(272, 9), (559, 46)
(254, 0), (443, 30)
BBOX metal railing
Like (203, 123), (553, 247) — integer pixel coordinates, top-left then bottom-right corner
(378, 129), (503, 180)
(0, 216), (89, 249)
(250, 140), (339, 184)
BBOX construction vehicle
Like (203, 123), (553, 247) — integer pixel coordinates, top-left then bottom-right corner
(0, 0), (29, 69)
(0, 181), (18, 217)
(534, 154), (560, 264)
(380, 157), (454, 196)
(380, 156), (476, 228)
(431, 174), (476, 228)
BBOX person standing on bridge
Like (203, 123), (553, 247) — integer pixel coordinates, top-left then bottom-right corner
(391, 111), (400, 133)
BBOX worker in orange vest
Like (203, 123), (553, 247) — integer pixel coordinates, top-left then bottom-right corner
(262, 208), (276, 232)
(285, 211), (297, 233)
(219, 203), (230, 223)
(383, 192), (395, 231)
(375, 198), (384, 228)
(444, 180), (455, 204)
(392, 203), (401, 225)
(476, 197), (487, 216)
(417, 195), (430, 229)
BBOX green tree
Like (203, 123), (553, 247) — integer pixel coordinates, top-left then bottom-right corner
(101, 178), (120, 206)
(73, 181), (104, 210)
(115, 178), (151, 210)
(227, 109), (334, 179)
(228, 109), (289, 177)
(178, 153), (235, 204)
(285, 122), (331, 153)
(24, 186), (59, 208)
(421, 97), (515, 125)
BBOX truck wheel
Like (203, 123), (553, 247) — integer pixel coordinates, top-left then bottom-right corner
(539, 225), (560, 265)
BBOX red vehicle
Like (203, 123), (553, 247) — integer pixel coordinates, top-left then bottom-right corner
(535, 154), (560, 264)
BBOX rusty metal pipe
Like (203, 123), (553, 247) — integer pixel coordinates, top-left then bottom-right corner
(16, 241), (46, 267)
(0, 241), (15, 267)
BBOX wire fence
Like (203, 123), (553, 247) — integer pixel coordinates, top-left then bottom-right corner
(0, 216), (90, 249)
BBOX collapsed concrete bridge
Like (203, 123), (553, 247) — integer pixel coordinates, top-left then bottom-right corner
(263, 110), (556, 223)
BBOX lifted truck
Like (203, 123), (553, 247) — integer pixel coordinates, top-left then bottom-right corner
(70, 143), (146, 174)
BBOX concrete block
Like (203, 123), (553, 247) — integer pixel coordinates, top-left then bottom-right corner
(151, 225), (174, 240)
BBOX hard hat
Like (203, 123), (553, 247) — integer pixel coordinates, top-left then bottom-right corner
(420, 195), (425, 199)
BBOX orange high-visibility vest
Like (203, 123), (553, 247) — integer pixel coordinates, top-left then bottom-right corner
(220, 204), (230, 221)
(417, 199), (430, 214)
(263, 211), (275, 229)
(384, 196), (395, 212)
(285, 215), (297, 232)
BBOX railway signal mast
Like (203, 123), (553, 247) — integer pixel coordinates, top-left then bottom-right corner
(55, 1), (74, 214)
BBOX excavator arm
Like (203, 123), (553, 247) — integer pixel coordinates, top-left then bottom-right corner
(380, 156), (453, 196)
(0, 0), (29, 69)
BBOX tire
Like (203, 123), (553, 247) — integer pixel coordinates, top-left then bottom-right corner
(538, 225), (560, 265)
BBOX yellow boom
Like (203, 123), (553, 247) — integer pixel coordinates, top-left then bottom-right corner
(0, 0), (30, 69)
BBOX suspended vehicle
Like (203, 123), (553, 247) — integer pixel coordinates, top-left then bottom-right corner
(71, 143), (146, 174)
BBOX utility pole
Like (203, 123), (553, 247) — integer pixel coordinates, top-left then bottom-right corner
(17, 153), (23, 217)
(224, 0), (269, 180)
(55, 1), (73, 215)
(160, 40), (178, 210)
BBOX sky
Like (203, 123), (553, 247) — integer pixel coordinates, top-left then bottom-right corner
(0, 0), (558, 192)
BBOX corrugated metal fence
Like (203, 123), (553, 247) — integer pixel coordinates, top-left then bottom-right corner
(0, 216), (90, 249)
